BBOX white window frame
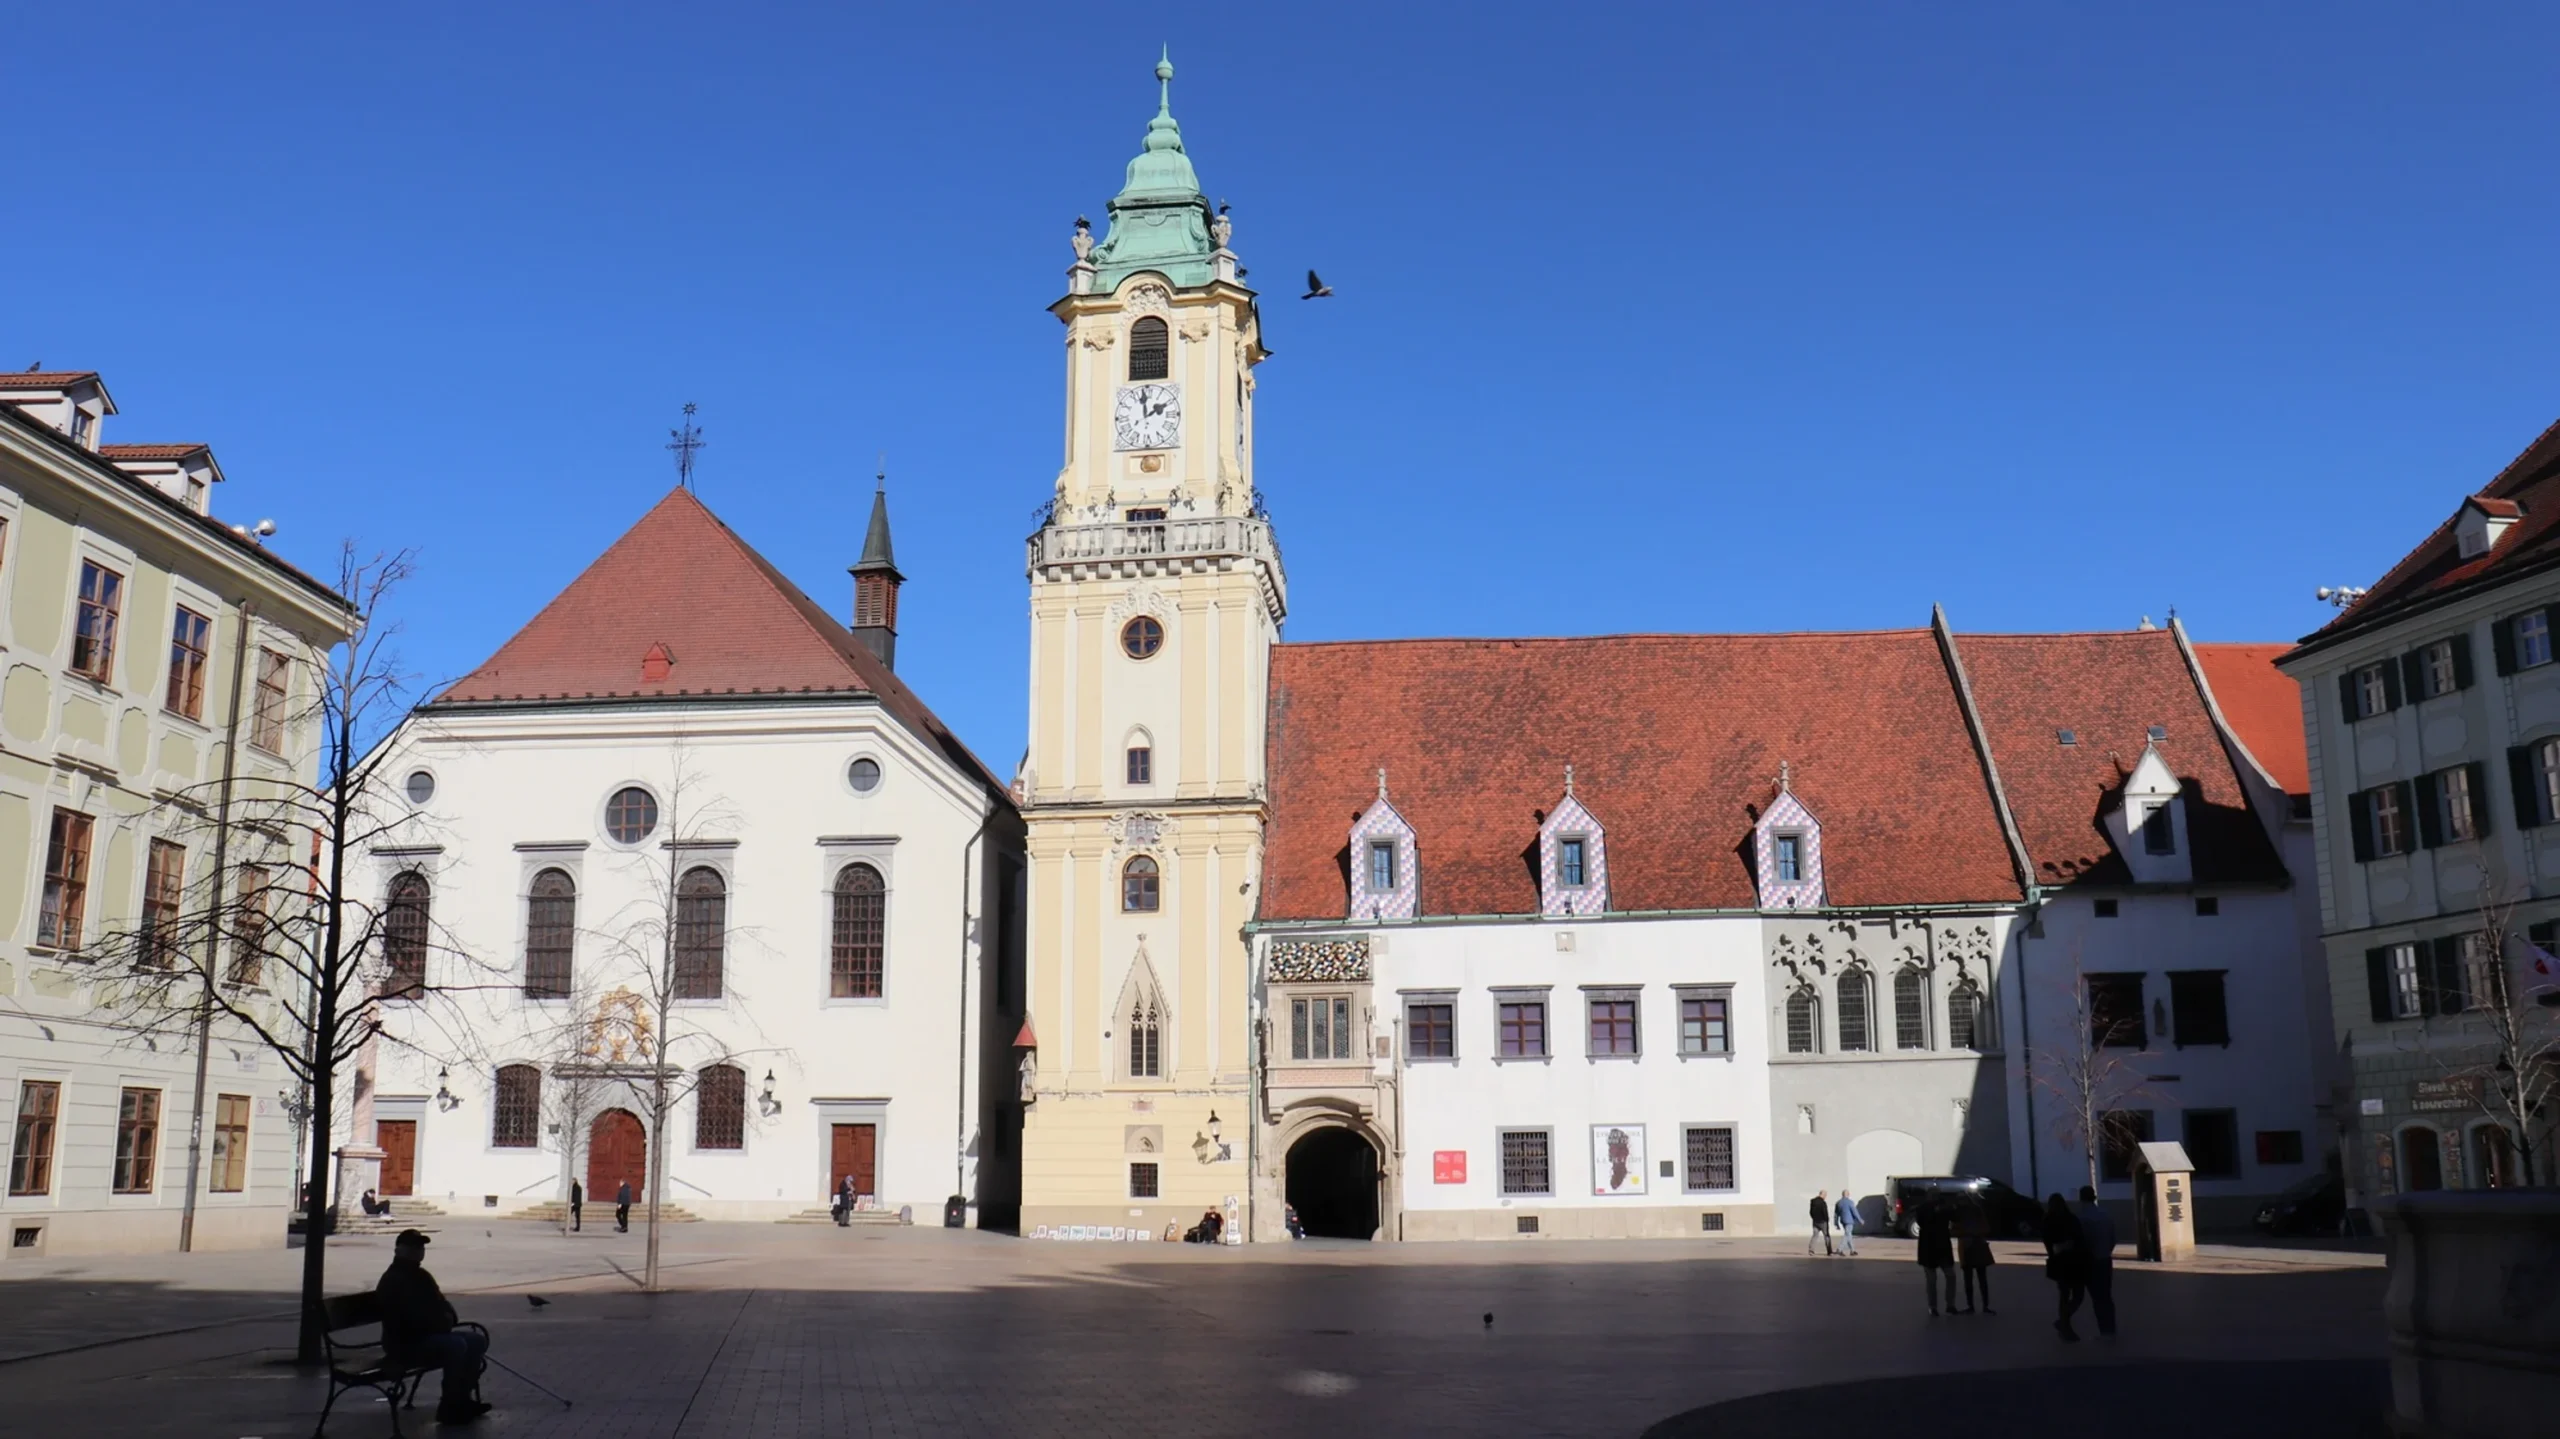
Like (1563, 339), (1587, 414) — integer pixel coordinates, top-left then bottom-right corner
(2371, 784), (2409, 857)
(2518, 612), (2553, 669)
(2388, 943), (2424, 1020)
(2356, 664), (2390, 719)
(2422, 640), (2458, 698)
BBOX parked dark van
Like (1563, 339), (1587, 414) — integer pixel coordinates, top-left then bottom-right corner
(1884, 1175), (2044, 1238)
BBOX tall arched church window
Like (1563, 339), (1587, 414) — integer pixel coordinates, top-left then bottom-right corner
(1894, 968), (1931, 1050)
(1122, 855), (1160, 913)
(1785, 987), (1819, 1054)
(831, 863), (886, 998)
(383, 870), (430, 999)
(675, 866), (727, 999)
(1948, 979), (1991, 1052)
(1128, 316), (1170, 381)
(524, 869), (576, 998)
(1837, 970), (1873, 1052)
(492, 1064), (541, 1148)
(1128, 989), (1163, 1079)
(695, 1064), (745, 1150)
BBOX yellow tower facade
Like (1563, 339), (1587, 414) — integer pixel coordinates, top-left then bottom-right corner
(1016, 55), (1280, 1236)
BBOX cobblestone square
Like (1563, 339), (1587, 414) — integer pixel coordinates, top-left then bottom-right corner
(0, 1225), (2385, 1437)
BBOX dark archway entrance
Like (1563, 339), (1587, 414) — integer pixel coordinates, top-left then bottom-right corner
(1286, 1127), (1379, 1240)
(588, 1109), (646, 1200)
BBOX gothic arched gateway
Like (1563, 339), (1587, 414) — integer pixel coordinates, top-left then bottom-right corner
(1285, 1126), (1380, 1240)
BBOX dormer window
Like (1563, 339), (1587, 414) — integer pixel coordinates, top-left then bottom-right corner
(1558, 837), (1589, 888)
(1368, 841), (1396, 892)
(1537, 774), (1608, 916)
(69, 409), (94, 447)
(1128, 317), (1170, 381)
(1346, 773), (1419, 921)
(1773, 833), (1805, 883)
(2141, 802), (2175, 855)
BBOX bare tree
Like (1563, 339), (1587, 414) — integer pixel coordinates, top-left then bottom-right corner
(2405, 890), (2560, 1186)
(2030, 956), (2167, 1195)
(92, 548), (499, 1363)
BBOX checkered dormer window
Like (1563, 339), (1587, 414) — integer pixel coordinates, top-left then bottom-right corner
(1347, 788), (1419, 921)
(1754, 788), (1825, 910)
(1538, 791), (1609, 917)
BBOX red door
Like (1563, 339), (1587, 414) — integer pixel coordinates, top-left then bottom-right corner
(376, 1120), (416, 1197)
(830, 1123), (876, 1200)
(588, 1110), (647, 1200)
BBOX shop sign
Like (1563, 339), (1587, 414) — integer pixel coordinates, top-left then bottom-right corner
(2411, 1077), (2481, 1113)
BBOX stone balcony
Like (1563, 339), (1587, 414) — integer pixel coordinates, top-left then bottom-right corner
(1027, 515), (1286, 619)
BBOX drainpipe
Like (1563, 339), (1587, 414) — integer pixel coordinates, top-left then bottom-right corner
(178, 600), (256, 1253)
(953, 812), (983, 1208)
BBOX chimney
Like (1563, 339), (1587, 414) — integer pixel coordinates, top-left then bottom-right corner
(850, 477), (903, 670)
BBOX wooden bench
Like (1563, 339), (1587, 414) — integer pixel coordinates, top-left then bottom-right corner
(311, 1293), (483, 1437)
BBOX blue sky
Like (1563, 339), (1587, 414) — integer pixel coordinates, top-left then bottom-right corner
(11, 2), (2560, 769)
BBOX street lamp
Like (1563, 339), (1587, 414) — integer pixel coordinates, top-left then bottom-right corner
(758, 1071), (780, 1118)
(434, 1068), (460, 1111)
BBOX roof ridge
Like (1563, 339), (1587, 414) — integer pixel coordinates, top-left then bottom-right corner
(1278, 627), (1938, 650)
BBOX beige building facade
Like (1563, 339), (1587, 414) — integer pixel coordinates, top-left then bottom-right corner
(0, 374), (353, 1258)
(1016, 58), (1280, 1237)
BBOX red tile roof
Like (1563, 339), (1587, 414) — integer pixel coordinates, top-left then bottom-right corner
(1260, 632), (2026, 921)
(2296, 415), (2560, 653)
(431, 486), (1006, 799)
(2193, 642), (2307, 795)
(0, 371), (102, 389)
(99, 443), (209, 461)
(1956, 630), (2286, 888)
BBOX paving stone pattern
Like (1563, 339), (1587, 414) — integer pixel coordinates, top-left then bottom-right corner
(0, 1226), (2386, 1438)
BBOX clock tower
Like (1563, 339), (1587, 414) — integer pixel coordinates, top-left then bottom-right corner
(1017, 53), (1282, 1236)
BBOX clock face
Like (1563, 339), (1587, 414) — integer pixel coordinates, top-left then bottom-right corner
(1114, 383), (1182, 451)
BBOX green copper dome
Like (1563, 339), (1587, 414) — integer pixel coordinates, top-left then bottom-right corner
(1089, 49), (1217, 293)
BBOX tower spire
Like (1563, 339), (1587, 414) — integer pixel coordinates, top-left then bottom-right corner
(851, 458), (903, 669)
(1084, 50), (1216, 292)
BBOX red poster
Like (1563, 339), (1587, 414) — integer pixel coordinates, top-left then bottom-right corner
(1433, 1150), (1467, 1184)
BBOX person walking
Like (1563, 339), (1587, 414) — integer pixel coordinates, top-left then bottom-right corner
(2077, 1185), (2119, 1336)
(615, 1178), (632, 1233)
(567, 1179), (583, 1234)
(1806, 1190), (1834, 1256)
(2043, 1193), (2087, 1341)
(1915, 1200), (1957, 1315)
(1955, 1196), (1995, 1314)
(1834, 1189), (1859, 1256)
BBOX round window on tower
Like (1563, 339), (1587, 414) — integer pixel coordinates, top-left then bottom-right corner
(1121, 616), (1164, 660)
(404, 770), (436, 805)
(848, 757), (882, 794)
(605, 786), (660, 845)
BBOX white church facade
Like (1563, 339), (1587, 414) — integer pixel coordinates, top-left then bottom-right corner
(348, 486), (1025, 1226)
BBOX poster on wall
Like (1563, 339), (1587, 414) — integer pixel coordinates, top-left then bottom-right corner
(1433, 1150), (1467, 1184)
(1591, 1124), (1648, 1196)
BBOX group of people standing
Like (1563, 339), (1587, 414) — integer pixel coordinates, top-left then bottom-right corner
(1813, 1183), (2122, 1340)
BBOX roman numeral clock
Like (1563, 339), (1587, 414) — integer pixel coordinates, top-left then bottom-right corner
(1115, 382), (1181, 450)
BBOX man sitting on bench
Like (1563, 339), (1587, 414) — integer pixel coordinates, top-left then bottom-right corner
(375, 1229), (490, 1424)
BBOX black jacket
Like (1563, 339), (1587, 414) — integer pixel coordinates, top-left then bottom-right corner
(1807, 1196), (1830, 1226)
(375, 1260), (456, 1356)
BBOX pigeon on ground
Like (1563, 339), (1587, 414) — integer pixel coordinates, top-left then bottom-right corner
(526, 1295), (550, 1309)
(1302, 270), (1333, 300)
(1482, 1312), (1494, 1329)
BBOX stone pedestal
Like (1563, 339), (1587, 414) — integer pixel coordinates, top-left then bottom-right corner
(2381, 1190), (2560, 1439)
(332, 1145), (383, 1222)
(2134, 1140), (2198, 1262)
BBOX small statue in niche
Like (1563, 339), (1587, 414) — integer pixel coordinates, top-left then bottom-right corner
(1210, 201), (1232, 250)
(1071, 216), (1094, 262)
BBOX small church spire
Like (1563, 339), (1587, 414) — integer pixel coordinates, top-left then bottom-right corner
(851, 458), (904, 670)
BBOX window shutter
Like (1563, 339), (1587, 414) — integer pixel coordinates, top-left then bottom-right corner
(2450, 634), (2476, 690)
(2398, 652), (2424, 704)
(2494, 618), (2519, 677)
(2382, 660), (2405, 710)
(2365, 948), (2393, 1023)
(2466, 761), (2492, 836)
(2396, 782), (2419, 845)
(2428, 936), (2463, 1016)
(2512, 747), (2543, 829)
(2337, 672), (2360, 720)
(2349, 789), (2375, 862)
(2415, 772), (2444, 849)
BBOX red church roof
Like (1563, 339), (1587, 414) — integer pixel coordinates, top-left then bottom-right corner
(432, 486), (1004, 798)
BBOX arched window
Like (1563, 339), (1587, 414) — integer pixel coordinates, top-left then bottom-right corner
(1948, 979), (1991, 1052)
(524, 869), (576, 998)
(382, 870), (430, 999)
(694, 1064), (745, 1150)
(492, 1064), (541, 1148)
(1894, 968), (1931, 1050)
(1122, 855), (1160, 913)
(1837, 970), (1873, 1052)
(674, 866), (726, 999)
(831, 863), (885, 998)
(1785, 987), (1819, 1054)
(1127, 316), (1170, 381)
(1126, 743), (1153, 786)
(1127, 987), (1164, 1079)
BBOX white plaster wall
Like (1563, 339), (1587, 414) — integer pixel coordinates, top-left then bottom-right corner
(358, 700), (997, 1221)
(2018, 890), (2328, 1214)
(1378, 916), (1771, 1220)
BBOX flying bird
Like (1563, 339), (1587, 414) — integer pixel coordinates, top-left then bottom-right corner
(1302, 270), (1333, 300)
